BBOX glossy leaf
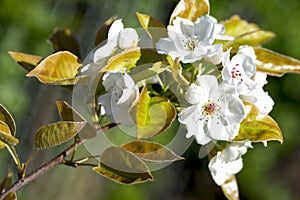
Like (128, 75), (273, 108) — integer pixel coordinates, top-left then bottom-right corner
(0, 122), (19, 146)
(0, 121), (10, 149)
(136, 87), (177, 139)
(26, 51), (83, 85)
(56, 101), (85, 122)
(3, 192), (17, 200)
(136, 12), (166, 43)
(100, 47), (141, 72)
(221, 176), (239, 200)
(34, 121), (86, 149)
(8, 51), (43, 71)
(222, 15), (275, 51)
(121, 140), (183, 162)
(93, 146), (153, 184)
(255, 47), (300, 76)
(233, 103), (283, 143)
(47, 28), (81, 58)
(0, 104), (16, 136)
(95, 16), (118, 47)
(169, 0), (210, 24)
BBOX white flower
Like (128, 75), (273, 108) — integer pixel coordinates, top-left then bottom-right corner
(222, 45), (258, 95)
(93, 19), (139, 64)
(98, 71), (139, 126)
(208, 141), (252, 186)
(156, 15), (231, 63)
(178, 75), (245, 145)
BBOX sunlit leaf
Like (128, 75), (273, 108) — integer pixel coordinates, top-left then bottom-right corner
(100, 47), (141, 72)
(8, 51), (43, 71)
(47, 28), (81, 59)
(255, 47), (300, 76)
(56, 101), (85, 122)
(26, 51), (82, 85)
(95, 16), (118, 47)
(34, 121), (86, 149)
(169, 0), (210, 24)
(168, 57), (189, 85)
(121, 140), (183, 162)
(0, 104), (16, 136)
(93, 146), (153, 184)
(221, 176), (239, 200)
(0, 122), (18, 146)
(222, 15), (275, 51)
(136, 12), (166, 43)
(137, 87), (177, 139)
(3, 192), (17, 200)
(233, 103), (283, 143)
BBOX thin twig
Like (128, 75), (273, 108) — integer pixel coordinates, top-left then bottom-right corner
(0, 123), (116, 200)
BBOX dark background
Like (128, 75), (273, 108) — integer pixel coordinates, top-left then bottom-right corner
(0, 0), (300, 199)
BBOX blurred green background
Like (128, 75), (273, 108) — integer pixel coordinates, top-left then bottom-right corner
(1, 0), (300, 199)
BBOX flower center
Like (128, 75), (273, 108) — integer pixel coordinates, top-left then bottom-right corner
(231, 64), (244, 82)
(202, 101), (216, 116)
(184, 38), (198, 52)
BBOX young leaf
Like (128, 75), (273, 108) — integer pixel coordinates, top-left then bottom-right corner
(0, 104), (16, 136)
(222, 15), (275, 51)
(136, 87), (177, 139)
(8, 51), (43, 71)
(34, 121), (86, 149)
(0, 122), (19, 146)
(100, 47), (141, 72)
(26, 51), (82, 85)
(221, 176), (239, 200)
(93, 146), (153, 184)
(3, 192), (17, 200)
(169, 0), (210, 24)
(56, 101), (85, 122)
(47, 28), (81, 59)
(255, 47), (300, 76)
(168, 57), (189, 85)
(94, 16), (118, 47)
(121, 140), (183, 162)
(233, 103), (283, 143)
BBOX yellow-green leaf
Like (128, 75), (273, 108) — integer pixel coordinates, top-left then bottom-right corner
(255, 47), (300, 76)
(95, 16), (118, 47)
(34, 121), (86, 149)
(136, 12), (167, 43)
(0, 121), (10, 149)
(47, 28), (81, 59)
(221, 176), (239, 200)
(100, 47), (141, 72)
(222, 15), (275, 51)
(26, 51), (82, 85)
(169, 0), (210, 24)
(0, 122), (19, 146)
(93, 146), (153, 184)
(56, 101), (85, 122)
(233, 103), (283, 143)
(121, 140), (183, 162)
(8, 51), (43, 71)
(0, 104), (16, 136)
(168, 57), (189, 85)
(3, 192), (17, 200)
(137, 87), (177, 139)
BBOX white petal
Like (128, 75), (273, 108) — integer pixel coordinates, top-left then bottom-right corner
(98, 93), (113, 115)
(93, 39), (118, 63)
(196, 75), (218, 93)
(102, 71), (122, 92)
(185, 83), (208, 105)
(119, 28), (139, 49)
(108, 19), (124, 39)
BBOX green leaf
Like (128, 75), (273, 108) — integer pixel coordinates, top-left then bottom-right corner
(136, 12), (167, 43)
(56, 101), (85, 122)
(0, 121), (19, 146)
(3, 192), (17, 200)
(47, 28), (81, 59)
(26, 51), (83, 85)
(8, 51), (43, 71)
(94, 16), (118, 47)
(0, 104), (16, 136)
(121, 140), (183, 162)
(34, 121), (86, 149)
(222, 15), (275, 51)
(168, 57), (189, 85)
(0, 168), (14, 192)
(255, 47), (300, 76)
(136, 87), (177, 139)
(100, 47), (141, 72)
(233, 103), (283, 143)
(169, 0), (210, 24)
(221, 176), (239, 200)
(93, 146), (153, 184)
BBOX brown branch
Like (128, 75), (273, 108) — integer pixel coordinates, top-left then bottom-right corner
(0, 123), (116, 200)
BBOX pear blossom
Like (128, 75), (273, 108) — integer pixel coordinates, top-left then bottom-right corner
(178, 75), (245, 145)
(208, 141), (253, 186)
(98, 71), (139, 126)
(156, 15), (231, 63)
